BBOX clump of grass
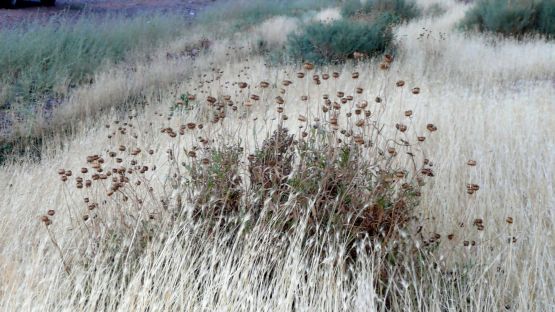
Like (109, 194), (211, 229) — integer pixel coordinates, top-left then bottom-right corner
(460, 0), (555, 38)
(286, 17), (394, 64)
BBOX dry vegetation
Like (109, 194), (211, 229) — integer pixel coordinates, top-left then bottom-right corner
(0, 0), (554, 311)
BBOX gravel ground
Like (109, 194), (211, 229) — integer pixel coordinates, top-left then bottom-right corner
(0, 0), (217, 27)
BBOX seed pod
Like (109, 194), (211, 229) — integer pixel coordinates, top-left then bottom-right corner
(467, 160), (477, 166)
(412, 87), (420, 94)
(380, 62), (390, 70)
(207, 96), (217, 104)
(119, 145), (126, 151)
(296, 72), (305, 79)
(322, 73), (330, 80)
(332, 72), (339, 78)
(260, 81), (270, 88)
(417, 136), (426, 142)
(301, 95), (308, 101)
(404, 110), (413, 117)
(47, 210), (55, 216)
(426, 124), (437, 132)
(57, 169), (65, 175)
(238, 82), (248, 89)
(298, 115), (307, 122)
(396, 123), (407, 132)
(303, 62), (314, 70)
(396, 80), (405, 87)
(355, 120), (365, 127)
(375, 97), (382, 103)
(41, 216), (51, 225)
(506, 217), (513, 224)
(384, 54), (394, 63)
(336, 91), (344, 98)
(275, 96), (284, 105)
(357, 101), (368, 109)
(356, 87), (363, 94)
(250, 94), (260, 101)
(282, 80), (292, 86)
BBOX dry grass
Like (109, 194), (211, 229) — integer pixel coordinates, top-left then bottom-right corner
(0, 1), (554, 311)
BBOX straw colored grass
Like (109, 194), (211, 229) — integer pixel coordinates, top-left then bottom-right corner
(0, 1), (554, 311)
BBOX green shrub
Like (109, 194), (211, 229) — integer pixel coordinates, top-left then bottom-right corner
(286, 17), (394, 64)
(461, 0), (555, 38)
(341, 0), (420, 21)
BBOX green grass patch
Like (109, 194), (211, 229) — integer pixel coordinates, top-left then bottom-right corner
(0, 13), (189, 115)
(461, 0), (555, 38)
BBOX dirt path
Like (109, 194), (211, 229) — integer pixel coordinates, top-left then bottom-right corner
(0, 0), (217, 27)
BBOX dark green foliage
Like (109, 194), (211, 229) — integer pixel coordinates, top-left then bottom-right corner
(286, 17), (394, 64)
(538, 0), (555, 35)
(461, 0), (555, 37)
(341, 0), (420, 21)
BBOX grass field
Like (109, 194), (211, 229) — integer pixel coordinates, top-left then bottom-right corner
(0, 0), (554, 311)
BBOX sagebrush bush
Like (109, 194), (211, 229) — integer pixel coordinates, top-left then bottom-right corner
(341, 0), (420, 22)
(461, 0), (555, 37)
(286, 17), (394, 64)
